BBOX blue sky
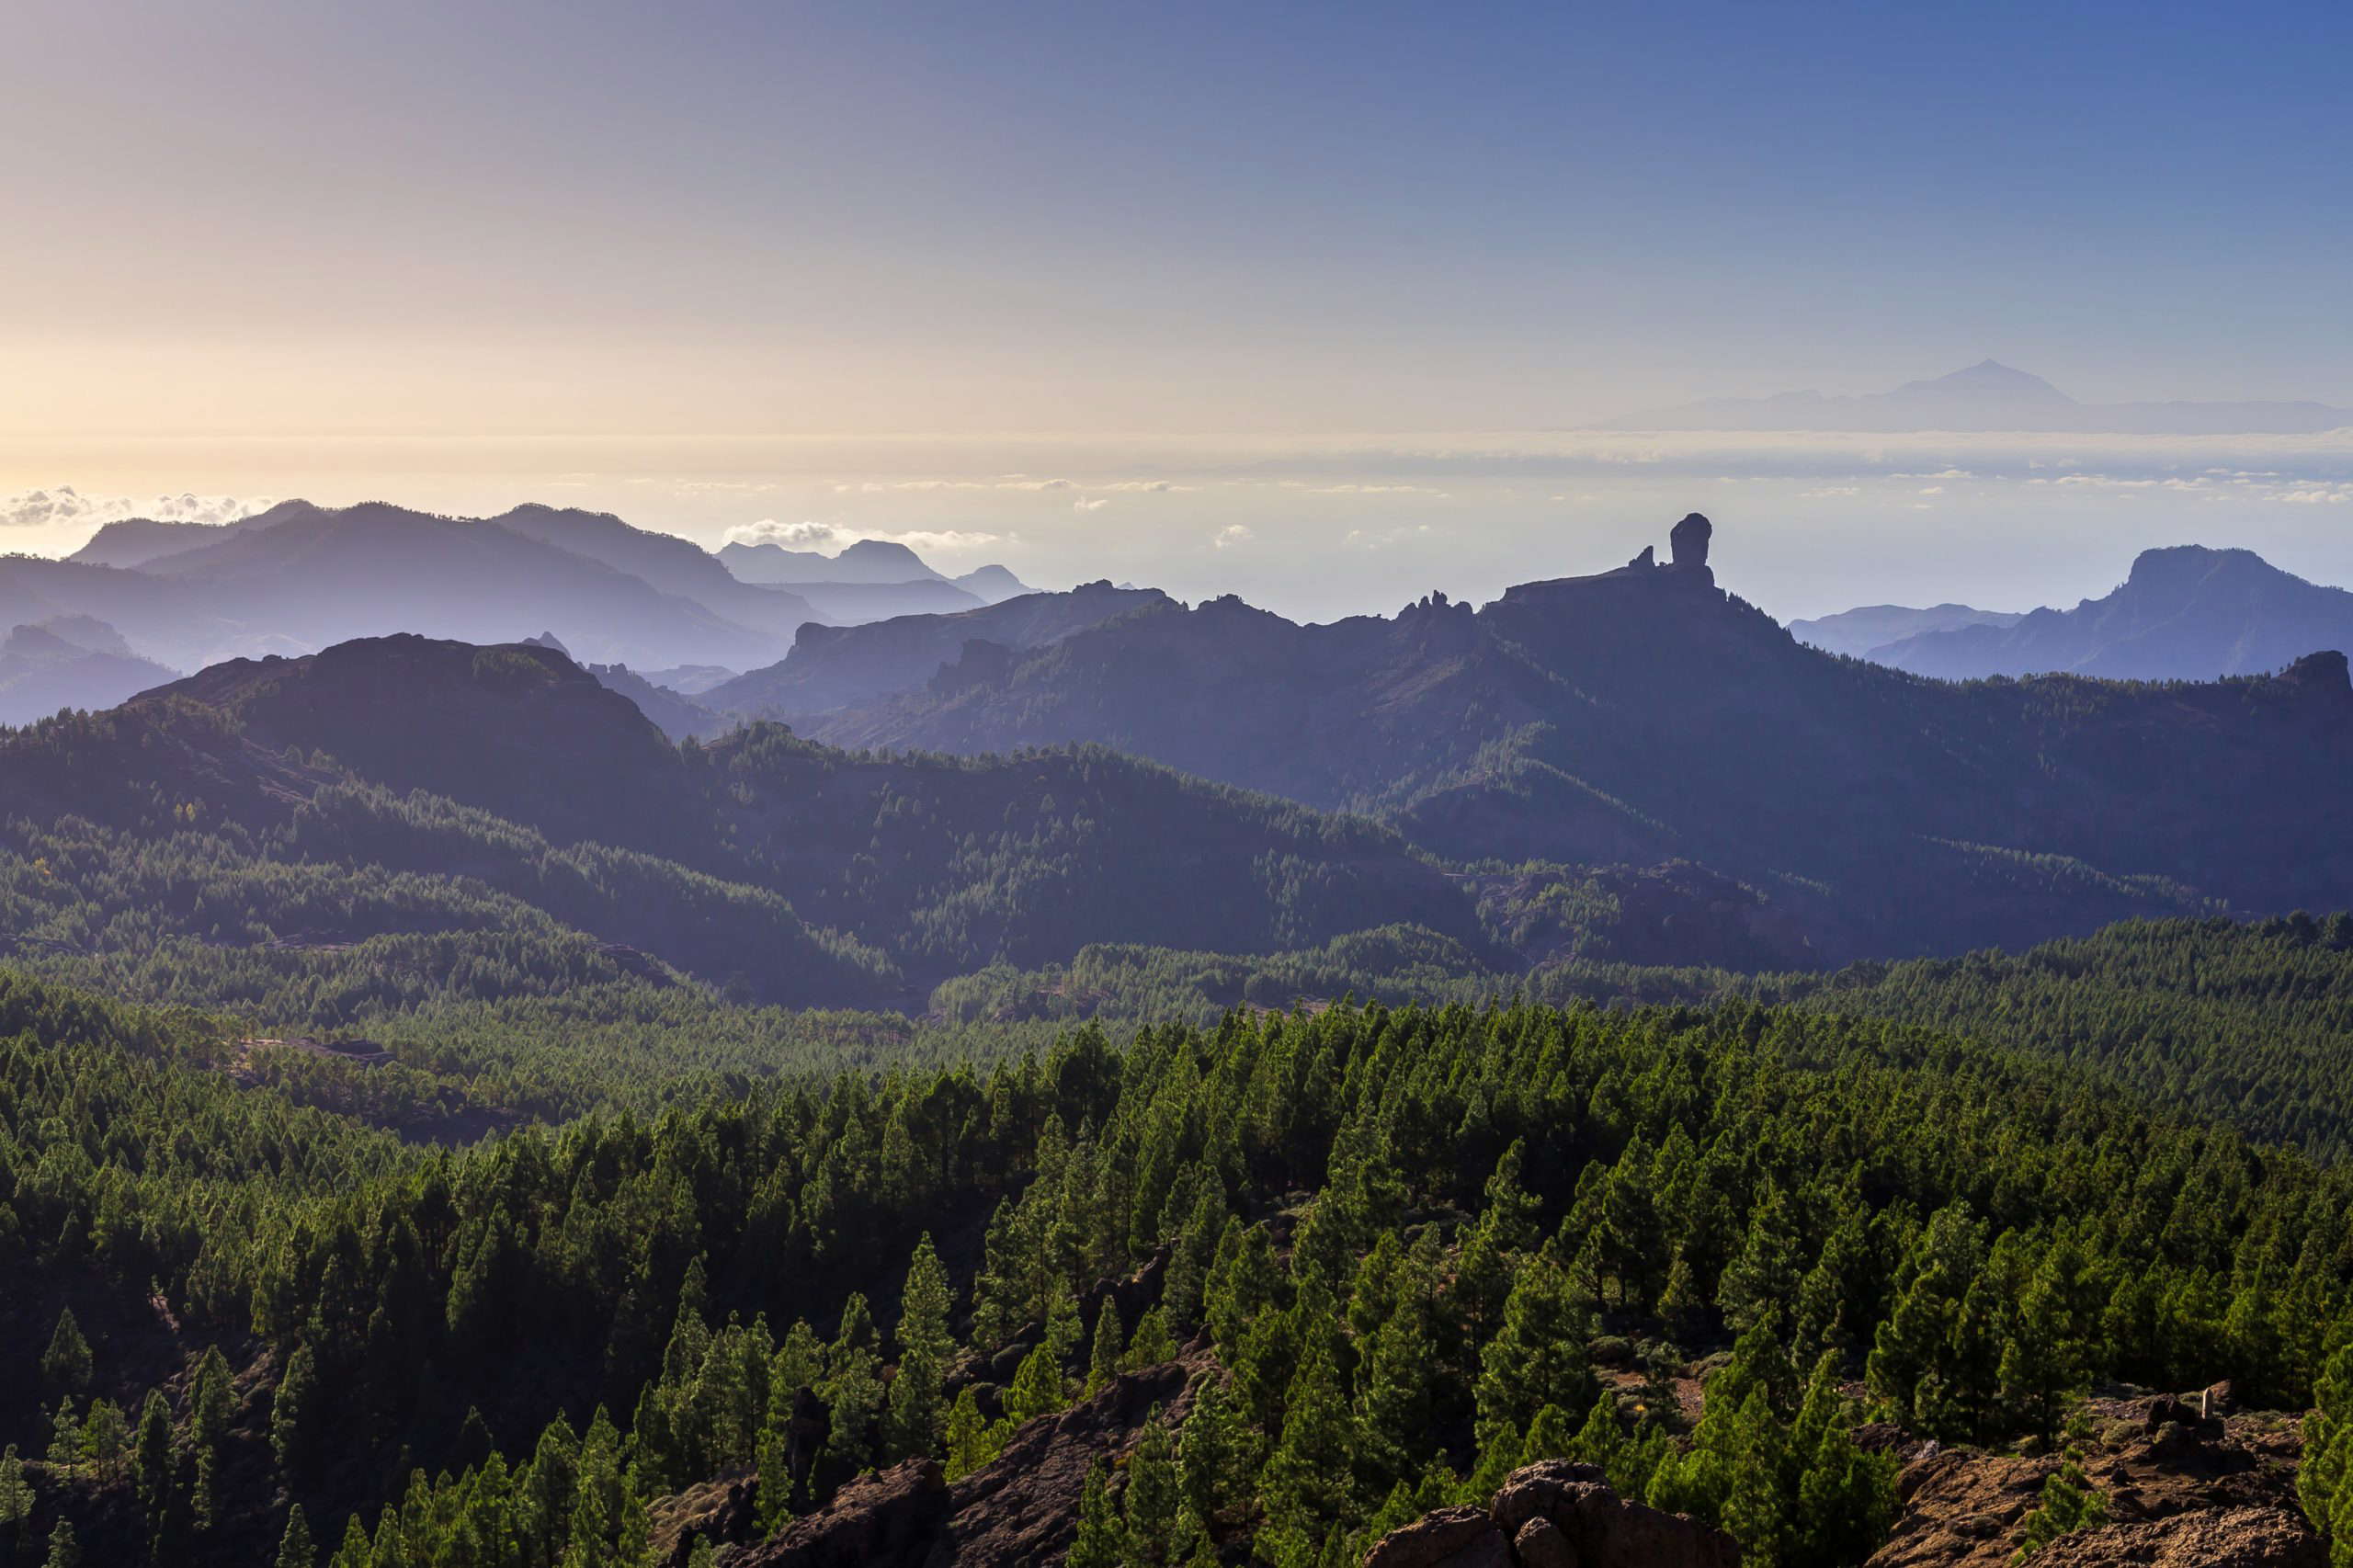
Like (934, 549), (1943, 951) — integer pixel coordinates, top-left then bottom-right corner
(2, 0), (2347, 619)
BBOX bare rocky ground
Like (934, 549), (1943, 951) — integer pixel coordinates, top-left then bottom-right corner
(1866, 1390), (2318, 1568)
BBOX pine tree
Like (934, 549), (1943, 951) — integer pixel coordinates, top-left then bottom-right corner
(944, 1388), (1000, 1482)
(329, 1515), (371, 1568)
(1519, 1403), (1577, 1464)
(1717, 1185), (1802, 1335)
(1258, 1336), (1362, 1544)
(44, 1521), (78, 1568)
(2012, 1452), (2109, 1562)
(1124, 1307), (1177, 1370)
(40, 1309), (92, 1396)
(274, 1342), (320, 1478)
(1866, 1201), (1985, 1439)
(1067, 1460), (1123, 1568)
(1717, 1387), (1790, 1568)
(278, 1504), (317, 1568)
(1177, 1375), (1250, 1527)
(83, 1400), (129, 1483)
(1120, 1411), (1182, 1567)
(133, 1389), (173, 1521)
(886, 1236), (954, 1460)
(0, 1447), (30, 1527)
(1003, 1342), (1068, 1426)
(1471, 1249), (1593, 1486)
(2302, 1335), (2353, 1546)
(1086, 1299), (1124, 1395)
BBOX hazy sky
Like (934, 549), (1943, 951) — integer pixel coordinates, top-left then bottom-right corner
(5, 0), (2349, 620)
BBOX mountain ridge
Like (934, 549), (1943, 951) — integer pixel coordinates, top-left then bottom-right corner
(1873, 542), (2353, 679)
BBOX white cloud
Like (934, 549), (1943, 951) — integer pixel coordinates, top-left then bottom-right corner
(724, 518), (841, 548)
(723, 518), (1009, 553)
(1797, 486), (1860, 498)
(1916, 486), (1945, 495)
(0, 486), (273, 531)
(2277, 486), (2353, 505)
(1342, 524), (1437, 550)
(1074, 497), (1109, 513)
(1211, 524), (1254, 550)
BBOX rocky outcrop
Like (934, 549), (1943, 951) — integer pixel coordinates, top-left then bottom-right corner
(722, 1460), (949, 1568)
(1865, 1404), (2316, 1568)
(715, 1352), (1213, 1568)
(1670, 512), (1713, 576)
(932, 1350), (1207, 1567)
(1362, 1460), (1740, 1568)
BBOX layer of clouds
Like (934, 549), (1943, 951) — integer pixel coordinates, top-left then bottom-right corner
(1, 486), (272, 531)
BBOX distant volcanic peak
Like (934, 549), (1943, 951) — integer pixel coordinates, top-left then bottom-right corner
(1893, 358), (2075, 403)
(1605, 361), (2350, 434)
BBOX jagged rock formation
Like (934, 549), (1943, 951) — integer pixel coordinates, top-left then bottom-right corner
(1865, 1398), (2316, 1568)
(1362, 1460), (1740, 1568)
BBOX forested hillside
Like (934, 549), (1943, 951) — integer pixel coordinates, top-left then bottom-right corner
(5, 960), (2349, 1566)
(0, 635), (1482, 1022)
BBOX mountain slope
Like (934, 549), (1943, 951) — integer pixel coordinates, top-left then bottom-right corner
(1788, 602), (2023, 658)
(66, 506), (289, 569)
(707, 581), (1169, 717)
(0, 634), (1483, 1000)
(802, 518), (2353, 959)
(121, 500), (786, 668)
(772, 577), (985, 623)
(0, 620), (178, 725)
(721, 537), (944, 584)
(485, 504), (824, 642)
(1877, 545), (2353, 680)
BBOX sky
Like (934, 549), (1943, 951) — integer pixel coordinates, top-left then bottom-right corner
(4, 0), (2349, 622)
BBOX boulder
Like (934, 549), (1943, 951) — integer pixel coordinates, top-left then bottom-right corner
(1513, 1517), (1580, 1568)
(1364, 1508), (1504, 1568)
(1365, 1460), (1738, 1568)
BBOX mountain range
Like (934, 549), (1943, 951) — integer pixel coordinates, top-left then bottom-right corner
(1788, 602), (2024, 658)
(1607, 358), (2353, 433)
(719, 537), (1032, 622)
(12, 500), (1031, 687)
(1812, 544), (2353, 680)
(784, 517), (2353, 960)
